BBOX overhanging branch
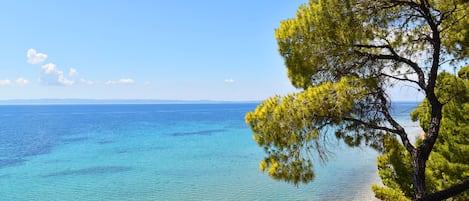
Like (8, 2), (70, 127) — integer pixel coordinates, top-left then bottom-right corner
(342, 117), (402, 135)
(376, 89), (416, 153)
(416, 179), (469, 201)
(354, 49), (427, 90)
(381, 73), (421, 86)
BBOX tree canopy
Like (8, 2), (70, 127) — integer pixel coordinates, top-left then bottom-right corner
(245, 0), (469, 200)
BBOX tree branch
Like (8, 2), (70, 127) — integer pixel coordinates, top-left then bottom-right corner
(376, 89), (416, 153)
(389, 0), (426, 17)
(342, 117), (402, 135)
(354, 50), (427, 90)
(438, 2), (459, 26)
(440, 11), (468, 35)
(416, 179), (469, 201)
(354, 44), (391, 49)
(418, 0), (443, 162)
(381, 73), (421, 86)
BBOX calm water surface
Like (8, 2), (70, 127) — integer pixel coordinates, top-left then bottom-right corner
(0, 103), (420, 200)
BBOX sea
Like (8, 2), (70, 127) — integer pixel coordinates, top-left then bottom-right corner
(0, 102), (421, 201)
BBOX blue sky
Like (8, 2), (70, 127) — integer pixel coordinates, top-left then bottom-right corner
(0, 0), (421, 101)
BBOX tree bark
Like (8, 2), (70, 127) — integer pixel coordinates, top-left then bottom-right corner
(413, 102), (443, 199)
(412, 153), (428, 199)
(416, 179), (469, 201)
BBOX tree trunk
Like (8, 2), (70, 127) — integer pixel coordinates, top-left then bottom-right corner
(412, 152), (428, 199)
(412, 101), (443, 200)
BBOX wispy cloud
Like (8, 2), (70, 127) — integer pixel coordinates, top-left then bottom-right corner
(69, 68), (78, 77)
(57, 75), (74, 86)
(80, 78), (95, 85)
(0, 79), (12, 86)
(27, 48), (48, 64)
(106, 78), (135, 85)
(16, 77), (29, 85)
(224, 78), (235, 84)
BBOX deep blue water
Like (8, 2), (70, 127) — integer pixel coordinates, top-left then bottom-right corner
(0, 103), (420, 200)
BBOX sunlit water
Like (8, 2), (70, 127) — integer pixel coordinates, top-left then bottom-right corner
(0, 103), (420, 200)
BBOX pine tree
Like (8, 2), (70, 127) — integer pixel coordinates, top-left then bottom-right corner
(245, 1), (469, 200)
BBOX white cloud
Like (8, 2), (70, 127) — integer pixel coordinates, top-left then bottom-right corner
(69, 68), (78, 77)
(58, 74), (74, 86)
(80, 78), (95, 85)
(106, 78), (135, 85)
(40, 63), (75, 86)
(16, 78), (29, 85)
(42, 63), (56, 74)
(27, 48), (48, 64)
(224, 78), (235, 83)
(26, 49), (78, 86)
(119, 78), (134, 84)
(0, 79), (12, 86)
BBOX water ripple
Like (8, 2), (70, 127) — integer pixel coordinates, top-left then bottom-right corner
(0, 158), (25, 168)
(169, 129), (226, 137)
(42, 166), (132, 177)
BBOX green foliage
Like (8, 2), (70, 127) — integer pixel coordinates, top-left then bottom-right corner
(458, 66), (469, 80)
(246, 0), (469, 199)
(373, 66), (469, 200)
(246, 76), (381, 184)
(372, 136), (413, 201)
(275, 0), (371, 89)
(439, 0), (469, 60)
(425, 66), (469, 201)
(275, 0), (469, 90)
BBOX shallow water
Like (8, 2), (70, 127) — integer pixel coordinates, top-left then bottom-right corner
(0, 103), (420, 200)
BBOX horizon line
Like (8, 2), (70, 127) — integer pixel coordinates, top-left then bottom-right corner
(0, 98), (421, 105)
(0, 98), (262, 105)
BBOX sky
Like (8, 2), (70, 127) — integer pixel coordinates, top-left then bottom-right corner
(0, 0), (422, 101)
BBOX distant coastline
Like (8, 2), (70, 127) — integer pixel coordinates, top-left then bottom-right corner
(0, 99), (420, 105)
(0, 99), (261, 105)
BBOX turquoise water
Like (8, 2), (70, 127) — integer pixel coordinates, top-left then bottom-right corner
(0, 103), (420, 200)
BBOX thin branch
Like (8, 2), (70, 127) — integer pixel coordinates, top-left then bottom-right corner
(440, 12), (468, 33)
(356, 41), (428, 89)
(376, 89), (416, 153)
(381, 73), (421, 86)
(390, 0), (427, 17)
(354, 50), (427, 90)
(342, 117), (402, 135)
(410, 34), (433, 43)
(354, 44), (390, 49)
(438, 3), (459, 26)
